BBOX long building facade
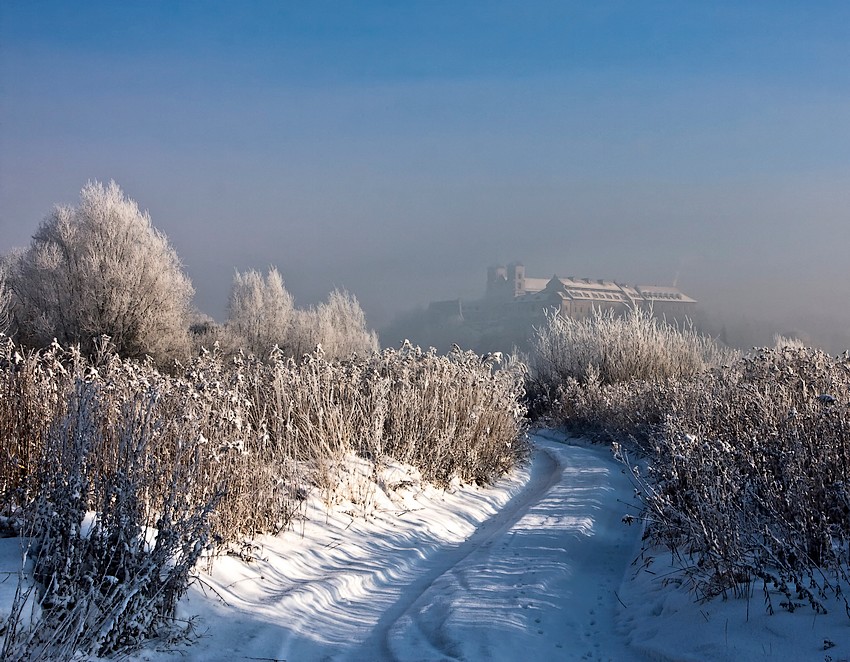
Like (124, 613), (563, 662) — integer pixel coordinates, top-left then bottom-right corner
(428, 262), (697, 347)
(483, 261), (695, 318)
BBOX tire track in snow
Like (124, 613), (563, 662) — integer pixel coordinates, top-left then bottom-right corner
(363, 437), (645, 662)
(352, 444), (564, 661)
(217, 437), (642, 662)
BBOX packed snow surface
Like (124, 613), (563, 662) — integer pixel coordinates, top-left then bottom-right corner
(142, 434), (642, 661)
(4, 433), (850, 660)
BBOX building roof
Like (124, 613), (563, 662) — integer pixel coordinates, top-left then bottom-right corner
(517, 274), (696, 305)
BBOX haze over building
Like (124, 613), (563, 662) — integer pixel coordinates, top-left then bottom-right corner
(421, 262), (697, 352)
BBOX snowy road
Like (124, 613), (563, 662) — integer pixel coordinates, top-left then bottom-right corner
(176, 435), (645, 661)
(366, 437), (644, 662)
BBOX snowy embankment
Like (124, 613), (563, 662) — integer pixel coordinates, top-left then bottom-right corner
(4, 434), (850, 661)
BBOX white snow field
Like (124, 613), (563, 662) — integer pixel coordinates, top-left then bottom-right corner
(4, 434), (850, 661)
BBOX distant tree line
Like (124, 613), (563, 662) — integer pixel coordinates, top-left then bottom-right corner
(0, 181), (378, 366)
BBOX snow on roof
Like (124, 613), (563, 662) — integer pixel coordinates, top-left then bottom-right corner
(518, 271), (696, 304)
(635, 285), (697, 303)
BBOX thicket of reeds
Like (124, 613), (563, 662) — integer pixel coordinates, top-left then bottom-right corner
(527, 306), (735, 419)
(530, 309), (850, 618)
(0, 335), (528, 658)
(634, 347), (850, 617)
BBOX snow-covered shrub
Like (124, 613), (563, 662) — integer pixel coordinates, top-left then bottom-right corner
(1, 332), (527, 535)
(773, 333), (808, 350)
(631, 347), (850, 617)
(224, 268), (379, 363)
(229, 341), (527, 510)
(0, 259), (12, 335)
(178, 347), (303, 540)
(544, 375), (674, 448)
(528, 306), (850, 618)
(313, 288), (380, 359)
(2, 377), (219, 660)
(0, 337), (81, 517)
(8, 181), (194, 368)
(0, 334), (529, 656)
(283, 289), (379, 361)
(377, 342), (528, 486)
(225, 267), (295, 360)
(527, 306), (735, 419)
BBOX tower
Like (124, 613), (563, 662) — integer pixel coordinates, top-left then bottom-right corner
(507, 262), (525, 297)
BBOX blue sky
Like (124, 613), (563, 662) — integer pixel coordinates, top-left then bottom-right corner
(2, 1), (849, 346)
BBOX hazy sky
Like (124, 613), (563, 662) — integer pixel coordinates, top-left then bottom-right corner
(2, 1), (849, 345)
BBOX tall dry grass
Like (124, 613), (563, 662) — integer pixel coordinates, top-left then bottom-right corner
(530, 306), (734, 385)
(0, 334), (528, 657)
(527, 306), (735, 427)
(527, 306), (735, 420)
(634, 347), (850, 616)
(529, 310), (850, 618)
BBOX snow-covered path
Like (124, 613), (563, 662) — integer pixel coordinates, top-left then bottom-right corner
(170, 435), (644, 661)
(372, 437), (643, 662)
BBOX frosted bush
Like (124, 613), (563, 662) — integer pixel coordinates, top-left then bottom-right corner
(226, 267), (294, 360)
(773, 333), (807, 349)
(0, 260), (11, 334)
(7, 181), (194, 367)
(565, 345), (850, 618)
(2, 377), (219, 660)
(528, 306), (735, 418)
(633, 347), (850, 616)
(224, 269), (379, 363)
(527, 306), (850, 618)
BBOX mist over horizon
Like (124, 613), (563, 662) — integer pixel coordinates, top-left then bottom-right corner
(2, 2), (849, 354)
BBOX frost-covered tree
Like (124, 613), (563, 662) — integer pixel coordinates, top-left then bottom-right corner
(317, 288), (379, 358)
(302, 288), (379, 360)
(226, 273), (377, 361)
(10, 181), (194, 366)
(226, 267), (294, 358)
